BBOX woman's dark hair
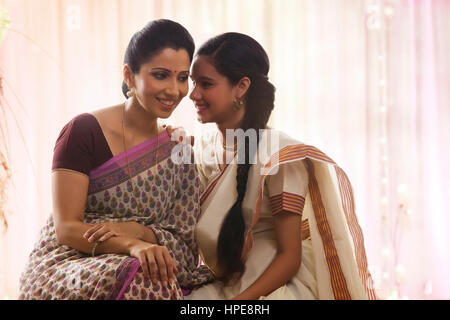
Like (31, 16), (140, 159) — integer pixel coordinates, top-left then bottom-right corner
(197, 33), (276, 284)
(121, 19), (195, 97)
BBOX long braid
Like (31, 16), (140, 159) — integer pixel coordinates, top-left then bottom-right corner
(198, 33), (275, 284)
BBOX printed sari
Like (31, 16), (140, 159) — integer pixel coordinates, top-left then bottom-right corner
(187, 129), (377, 300)
(19, 131), (213, 300)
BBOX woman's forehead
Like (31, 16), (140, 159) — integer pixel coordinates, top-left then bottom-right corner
(142, 48), (191, 72)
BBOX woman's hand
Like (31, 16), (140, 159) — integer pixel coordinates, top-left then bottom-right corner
(129, 240), (179, 287)
(83, 221), (144, 243)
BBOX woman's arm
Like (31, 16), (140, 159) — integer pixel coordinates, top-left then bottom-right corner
(233, 211), (302, 300)
(82, 220), (158, 244)
(52, 169), (177, 285)
(53, 169), (158, 245)
(52, 169), (137, 253)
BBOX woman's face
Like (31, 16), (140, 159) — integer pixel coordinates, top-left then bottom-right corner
(189, 55), (243, 125)
(128, 48), (191, 119)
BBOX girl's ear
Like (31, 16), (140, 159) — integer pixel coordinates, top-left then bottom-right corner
(235, 77), (251, 99)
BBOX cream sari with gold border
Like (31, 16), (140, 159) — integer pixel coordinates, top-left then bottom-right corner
(187, 129), (377, 300)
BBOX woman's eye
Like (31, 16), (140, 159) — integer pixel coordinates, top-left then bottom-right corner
(152, 72), (167, 80)
(178, 75), (189, 82)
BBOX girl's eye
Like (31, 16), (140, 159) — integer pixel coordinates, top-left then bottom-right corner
(201, 82), (213, 89)
(152, 72), (168, 80)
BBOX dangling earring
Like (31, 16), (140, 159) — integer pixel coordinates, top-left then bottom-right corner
(233, 98), (244, 110)
(126, 87), (135, 98)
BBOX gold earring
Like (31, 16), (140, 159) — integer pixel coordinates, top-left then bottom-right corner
(233, 98), (244, 110)
(126, 87), (135, 98)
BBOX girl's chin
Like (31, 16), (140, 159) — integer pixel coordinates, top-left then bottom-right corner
(196, 115), (205, 122)
(196, 115), (210, 123)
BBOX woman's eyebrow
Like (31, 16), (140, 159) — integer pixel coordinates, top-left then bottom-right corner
(151, 67), (189, 74)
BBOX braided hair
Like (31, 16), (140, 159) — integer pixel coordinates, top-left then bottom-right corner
(197, 33), (275, 284)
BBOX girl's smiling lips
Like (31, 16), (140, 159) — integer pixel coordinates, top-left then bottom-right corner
(195, 103), (208, 114)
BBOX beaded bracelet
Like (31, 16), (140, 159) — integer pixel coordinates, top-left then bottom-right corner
(91, 241), (100, 257)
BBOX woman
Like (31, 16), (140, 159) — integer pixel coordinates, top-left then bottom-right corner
(18, 19), (212, 300)
(186, 33), (377, 300)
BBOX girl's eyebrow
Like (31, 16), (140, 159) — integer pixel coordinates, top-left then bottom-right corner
(190, 75), (215, 81)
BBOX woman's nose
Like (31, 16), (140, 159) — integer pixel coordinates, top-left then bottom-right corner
(165, 79), (179, 97)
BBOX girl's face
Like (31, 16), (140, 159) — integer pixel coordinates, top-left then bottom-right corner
(189, 55), (244, 126)
(126, 48), (191, 119)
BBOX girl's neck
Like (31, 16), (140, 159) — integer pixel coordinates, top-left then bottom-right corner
(216, 115), (244, 143)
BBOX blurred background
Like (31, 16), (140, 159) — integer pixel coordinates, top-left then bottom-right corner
(0, 0), (449, 299)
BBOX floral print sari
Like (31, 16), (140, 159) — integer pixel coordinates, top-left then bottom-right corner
(19, 131), (213, 300)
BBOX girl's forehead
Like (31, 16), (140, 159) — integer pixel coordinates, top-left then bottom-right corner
(192, 56), (219, 76)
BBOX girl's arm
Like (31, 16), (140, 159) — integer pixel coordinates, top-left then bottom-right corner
(232, 211), (302, 300)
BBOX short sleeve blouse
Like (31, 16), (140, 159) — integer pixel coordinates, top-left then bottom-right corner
(265, 161), (309, 215)
(52, 113), (113, 176)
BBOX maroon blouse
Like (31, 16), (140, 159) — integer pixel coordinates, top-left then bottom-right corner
(52, 113), (114, 176)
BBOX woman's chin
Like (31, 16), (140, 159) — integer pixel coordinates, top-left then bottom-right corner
(153, 106), (176, 119)
(157, 111), (173, 119)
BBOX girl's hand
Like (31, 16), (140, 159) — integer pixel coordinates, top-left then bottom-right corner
(83, 221), (144, 243)
(164, 125), (194, 146)
(129, 240), (179, 287)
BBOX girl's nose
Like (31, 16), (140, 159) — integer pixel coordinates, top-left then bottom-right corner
(189, 86), (200, 101)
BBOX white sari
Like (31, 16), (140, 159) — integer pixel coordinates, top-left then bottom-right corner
(186, 129), (377, 300)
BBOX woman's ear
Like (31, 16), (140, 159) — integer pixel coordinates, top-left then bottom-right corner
(235, 76), (251, 99)
(123, 64), (135, 89)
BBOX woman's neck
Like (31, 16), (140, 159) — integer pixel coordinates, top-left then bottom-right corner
(123, 98), (159, 137)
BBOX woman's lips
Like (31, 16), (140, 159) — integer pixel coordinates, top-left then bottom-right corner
(157, 98), (176, 110)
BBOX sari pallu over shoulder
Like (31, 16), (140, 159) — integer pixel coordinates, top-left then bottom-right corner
(19, 131), (213, 300)
(198, 130), (377, 300)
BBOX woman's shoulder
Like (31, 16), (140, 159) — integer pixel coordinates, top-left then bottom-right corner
(56, 113), (100, 141)
(89, 104), (122, 132)
(67, 112), (100, 130)
(55, 105), (120, 151)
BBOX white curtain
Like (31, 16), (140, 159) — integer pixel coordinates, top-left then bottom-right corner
(0, 0), (449, 299)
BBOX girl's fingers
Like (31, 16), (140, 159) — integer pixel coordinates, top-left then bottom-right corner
(165, 125), (174, 136)
(83, 224), (103, 239)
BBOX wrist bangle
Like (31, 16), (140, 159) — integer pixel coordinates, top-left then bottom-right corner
(92, 241), (100, 257)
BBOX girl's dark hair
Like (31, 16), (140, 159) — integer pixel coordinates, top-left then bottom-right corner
(121, 19), (195, 97)
(197, 33), (275, 284)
